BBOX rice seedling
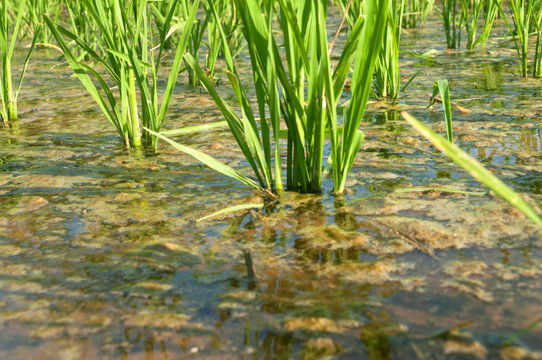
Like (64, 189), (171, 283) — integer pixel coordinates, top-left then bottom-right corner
(402, 0), (434, 29)
(45, 0), (200, 150)
(459, 0), (500, 50)
(1, 0), (40, 124)
(178, 0), (209, 87)
(533, 3), (542, 77)
(373, 0), (402, 100)
(498, 0), (542, 77)
(25, 0), (60, 43)
(402, 111), (542, 227)
(150, 0), (389, 195)
(202, 0), (243, 82)
(460, 0), (483, 49)
(437, 0), (461, 49)
(63, 0), (100, 59)
(477, 0), (501, 49)
(429, 79), (453, 142)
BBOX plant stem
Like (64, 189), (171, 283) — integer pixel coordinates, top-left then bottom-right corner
(128, 68), (141, 148)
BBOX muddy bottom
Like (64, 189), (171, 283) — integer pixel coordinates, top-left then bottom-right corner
(1, 14), (541, 360)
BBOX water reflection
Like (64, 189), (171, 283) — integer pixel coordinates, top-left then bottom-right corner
(460, 127), (541, 168)
(261, 331), (293, 359)
(367, 110), (402, 125)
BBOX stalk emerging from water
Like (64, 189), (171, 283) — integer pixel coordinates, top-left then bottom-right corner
(155, 0), (388, 195)
(1, 0), (39, 124)
(498, 0), (542, 77)
(45, 0), (199, 150)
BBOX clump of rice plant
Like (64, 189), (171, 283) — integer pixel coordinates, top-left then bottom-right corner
(437, 0), (461, 49)
(374, 0), (402, 100)
(63, 0), (100, 60)
(178, 0), (208, 87)
(1, 0), (40, 125)
(45, 0), (200, 150)
(461, 0), (500, 50)
(202, 0), (243, 83)
(402, 0), (434, 29)
(498, 0), (542, 77)
(25, 0), (60, 43)
(149, 0), (389, 195)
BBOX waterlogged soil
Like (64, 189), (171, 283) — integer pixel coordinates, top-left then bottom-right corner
(1, 14), (542, 360)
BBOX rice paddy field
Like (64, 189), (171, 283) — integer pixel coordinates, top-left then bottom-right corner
(1, 0), (542, 359)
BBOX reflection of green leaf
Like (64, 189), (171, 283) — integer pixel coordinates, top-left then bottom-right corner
(145, 127), (262, 190)
(393, 187), (488, 196)
(502, 317), (542, 346)
(402, 112), (542, 227)
(160, 121), (228, 136)
(197, 203), (264, 222)
(429, 320), (474, 340)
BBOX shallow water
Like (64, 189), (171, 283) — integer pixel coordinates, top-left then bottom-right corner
(1, 12), (542, 360)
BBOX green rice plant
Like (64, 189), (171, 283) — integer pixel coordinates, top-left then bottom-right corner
(429, 79), (453, 142)
(179, 0), (210, 87)
(460, 0), (500, 50)
(497, 0), (542, 77)
(334, 0), (362, 30)
(460, 0), (483, 49)
(402, 111), (542, 227)
(63, 0), (100, 60)
(530, 0), (542, 77)
(331, 0), (390, 193)
(151, 0), (389, 195)
(25, 0), (60, 43)
(373, 0), (402, 100)
(478, 0), (501, 49)
(402, 0), (434, 28)
(202, 0), (243, 82)
(45, 0), (200, 150)
(437, 0), (462, 48)
(1, 0), (40, 124)
(202, 1), (220, 82)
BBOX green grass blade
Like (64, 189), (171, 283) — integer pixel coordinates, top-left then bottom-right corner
(335, 0), (389, 193)
(502, 317), (542, 346)
(433, 79), (453, 142)
(197, 203), (264, 222)
(7, 0), (26, 60)
(160, 121), (229, 136)
(14, 25), (40, 100)
(184, 53), (267, 188)
(402, 111), (542, 227)
(53, 23), (120, 84)
(332, 16), (364, 102)
(144, 127), (263, 191)
(157, 0), (200, 128)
